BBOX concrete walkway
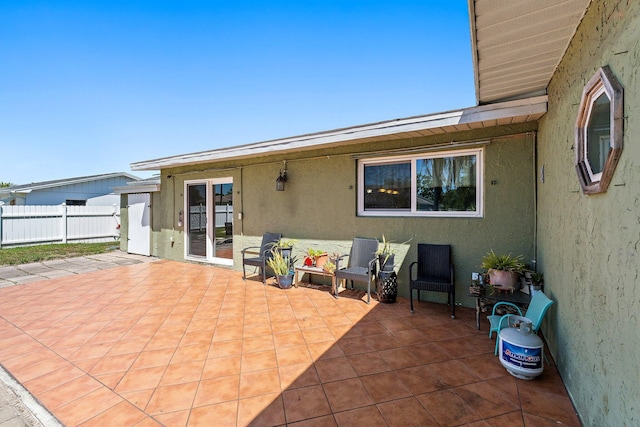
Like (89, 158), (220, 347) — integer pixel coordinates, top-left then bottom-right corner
(0, 252), (156, 288)
(0, 251), (157, 426)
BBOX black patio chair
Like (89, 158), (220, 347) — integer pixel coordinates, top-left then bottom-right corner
(409, 243), (455, 318)
(242, 232), (282, 284)
(334, 237), (379, 304)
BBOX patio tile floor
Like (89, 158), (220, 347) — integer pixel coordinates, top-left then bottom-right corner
(0, 260), (581, 426)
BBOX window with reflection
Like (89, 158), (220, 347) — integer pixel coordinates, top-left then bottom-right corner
(363, 162), (411, 210)
(575, 66), (624, 194)
(358, 148), (482, 217)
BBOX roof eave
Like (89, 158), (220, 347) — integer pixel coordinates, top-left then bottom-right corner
(113, 184), (161, 194)
(131, 96), (548, 171)
(468, 0), (481, 105)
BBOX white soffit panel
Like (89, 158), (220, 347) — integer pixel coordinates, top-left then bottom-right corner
(470, 0), (591, 104)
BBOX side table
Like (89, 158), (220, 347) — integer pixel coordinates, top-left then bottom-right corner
(472, 289), (531, 330)
(294, 266), (337, 294)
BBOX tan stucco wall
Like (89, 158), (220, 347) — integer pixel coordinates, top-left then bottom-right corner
(144, 123), (536, 308)
(537, 0), (640, 424)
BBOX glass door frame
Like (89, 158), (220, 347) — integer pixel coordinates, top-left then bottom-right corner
(184, 177), (234, 266)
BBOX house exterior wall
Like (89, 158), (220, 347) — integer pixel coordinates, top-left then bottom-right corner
(119, 194), (129, 253)
(536, 0), (640, 424)
(145, 123), (537, 306)
(23, 176), (134, 205)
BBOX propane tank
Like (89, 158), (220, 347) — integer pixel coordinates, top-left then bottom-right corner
(498, 316), (544, 380)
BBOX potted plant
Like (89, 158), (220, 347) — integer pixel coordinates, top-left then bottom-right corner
(375, 235), (412, 272)
(322, 261), (336, 274)
(376, 235), (395, 272)
(374, 235), (409, 303)
(529, 272), (544, 294)
(276, 239), (297, 259)
(304, 248), (328, 268)
(480, 250), (525, 291)
(266, 249), (297, 289)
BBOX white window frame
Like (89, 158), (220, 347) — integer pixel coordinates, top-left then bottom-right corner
(184, 177), (234, 266)
(357, 148), (483, 218)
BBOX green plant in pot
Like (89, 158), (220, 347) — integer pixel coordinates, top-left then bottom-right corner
(322, 261), (336, 274)
(529, 272), (544, 293)
(376, 235), (395, 271)
(481, 250), (525, 291)
(276, 239), (297, 259)
(305, 248), (328, 268)
(376, 235), (412, 272)
(267, 249), (297, 289)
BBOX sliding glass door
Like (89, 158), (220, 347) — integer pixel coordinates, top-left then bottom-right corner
(212, 181), (233, 261)
(185, 178), (233, 265)
(187, 184), (207, 257)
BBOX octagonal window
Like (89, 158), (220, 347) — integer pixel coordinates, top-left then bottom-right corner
(575, 66), (624, 194)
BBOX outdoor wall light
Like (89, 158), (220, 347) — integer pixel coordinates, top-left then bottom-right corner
(178, 210), (184, 227)
(276, 161), (288, 191)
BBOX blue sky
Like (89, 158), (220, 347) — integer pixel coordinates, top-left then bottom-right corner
(0, 1), (475, 184)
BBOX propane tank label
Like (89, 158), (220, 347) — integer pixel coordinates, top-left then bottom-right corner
(501, 341), (542, 370)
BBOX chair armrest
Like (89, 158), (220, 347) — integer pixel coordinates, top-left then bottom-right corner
(497, 313), (515, 330)
(409, 261), (417, 281)
(335, 254), (349, 270)
(241, 246), (261, 256)
(490, 302), (523, 317)
(367, 257), (377, 274)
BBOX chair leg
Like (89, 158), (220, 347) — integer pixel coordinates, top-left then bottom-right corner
(494, 333), (500, 355)
(366, 279), (371, 304)
(410, 288), (414, 313)
(450, 289), (456, 319)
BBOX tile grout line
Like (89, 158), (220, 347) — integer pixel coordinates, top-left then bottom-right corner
(0, 364), (63, 427)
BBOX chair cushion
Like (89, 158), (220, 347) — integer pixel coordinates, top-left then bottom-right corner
(410, 278), (452, 293)
(243, 257), (264, 267)
(335, 266), (370, 283)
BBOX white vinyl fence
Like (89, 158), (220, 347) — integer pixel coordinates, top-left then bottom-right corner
(0, 204), (121, 247)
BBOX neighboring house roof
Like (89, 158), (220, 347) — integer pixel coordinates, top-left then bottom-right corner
(0, 173), (141, 195)
(469, 0), (591, 104)
(131, 96), (548, 171)
(113, 176), (161, 194)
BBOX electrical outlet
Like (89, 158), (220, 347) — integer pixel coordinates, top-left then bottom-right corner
(472, 272), (479, 280)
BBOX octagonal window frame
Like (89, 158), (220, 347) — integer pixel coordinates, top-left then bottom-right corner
(575, 66), (624, 194)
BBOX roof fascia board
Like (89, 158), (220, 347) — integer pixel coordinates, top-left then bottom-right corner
(131, 96), (547, 171)
(468, 0), (481, 105)
(113, 184), (161, 194)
